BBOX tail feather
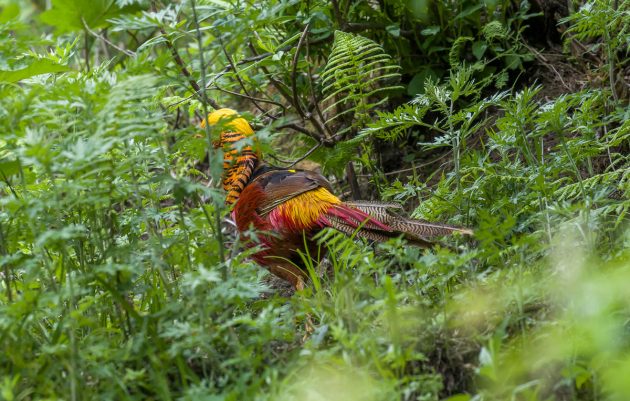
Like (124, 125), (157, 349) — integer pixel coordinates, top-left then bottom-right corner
(323, 214), (394, 242)
(344, 200), (473, 238)
(320, 201), (472, 246)
(388, 217), (474, 237)
(322, 214), (434, 247)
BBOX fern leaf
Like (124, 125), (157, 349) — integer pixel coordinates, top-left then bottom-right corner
(320, 31), (403, 136)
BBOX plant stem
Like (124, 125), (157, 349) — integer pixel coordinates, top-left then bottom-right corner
(190, 0), (225, 265)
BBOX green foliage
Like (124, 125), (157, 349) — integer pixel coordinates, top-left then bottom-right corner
(0, 1), (629, 400)
(40, 0), (141, 32)
(561, 0), (629, 100)
(0, 59), (71, 83)
(321, 30), (403, 136)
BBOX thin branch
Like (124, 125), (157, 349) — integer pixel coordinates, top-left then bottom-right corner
(291, 23), (310, 119)
(83, 29), (90, 71)
(210, 36), (330, 85)
(82, 18), (136, 57)
(210, 84), (286, 111)
(305, 29), (333, 138)
(357, 151), (453, 177)
(266, 142), (322, 167)
(247, 39), (299, 102)
(218, 35), (267, 114)
(247, 36), (335, 146)
(277, 122), (323, 141)
(345, 22), (413, 36)
(330, 0), (344, 27)
(522, 42), (571, 91)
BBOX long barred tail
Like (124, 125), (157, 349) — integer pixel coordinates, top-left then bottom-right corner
(319, 200), (472, 247)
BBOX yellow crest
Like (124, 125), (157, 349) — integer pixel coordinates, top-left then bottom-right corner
(201, 108), (254, 137)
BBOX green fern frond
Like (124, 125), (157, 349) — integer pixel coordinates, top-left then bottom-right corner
(448, 36), (473, 67)
(553, 169), (629, 203)
(604, 118), (629, 147)
(321, 31), (403, 136)
(482, 21), (508, 42)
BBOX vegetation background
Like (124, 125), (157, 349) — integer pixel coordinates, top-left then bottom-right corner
(0, 0), (628, 399)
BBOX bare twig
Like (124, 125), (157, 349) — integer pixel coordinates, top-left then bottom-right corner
(242, 36), (335, 146)
(210, 84), (286, 111)
(357, 151), (453, 177)
(276, 122), (336, 145)
(346, 22), (413, 36)
(218, 35), (267, 114)
(305, 30), (333, 138)
(291, 24), (310, 119)
(82, 18), (136, 57)
(345, 162), (361, 200)
(266, 142), (322, 167)
(523, 42), (571, 91)
(212, 38), (329, 83)
(330, 0), (344, 27)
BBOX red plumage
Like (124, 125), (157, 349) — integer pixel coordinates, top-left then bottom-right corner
(204, 109), (473, 289)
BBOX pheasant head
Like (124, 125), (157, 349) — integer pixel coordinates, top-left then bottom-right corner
(202, 108), (259, 205)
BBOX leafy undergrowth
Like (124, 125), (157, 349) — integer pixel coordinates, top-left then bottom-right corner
(1, 0), (629, 400)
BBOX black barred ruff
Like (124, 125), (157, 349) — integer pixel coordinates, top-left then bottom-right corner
(220, 133), (259, 205)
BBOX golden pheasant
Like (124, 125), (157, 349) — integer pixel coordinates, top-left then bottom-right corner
(203, 109), (472, 289)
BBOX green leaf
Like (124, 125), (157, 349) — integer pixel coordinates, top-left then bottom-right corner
(472, 41), (487, 59)
(444, 395), (471, 401)
(420, 26), (440, 36)
(454, 3), (483, 20)
(0, 3), (19, 23)
(40, 0), (138, 33)
(504, 54), (522, 70)
(409, 0), (430, 21)
(407, 67), (438, 96)
(0, 59), (70, 83)
(0, 159), (20, 179)
(386, 24), (400, 37)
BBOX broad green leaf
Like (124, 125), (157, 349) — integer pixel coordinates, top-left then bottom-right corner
(409, 0), (430, 21)
(40, 0), (139, 33)
(386, 24), (400, 37)
(420, 25), (440, 36)
(444, 395), (471, 401)
(0, 159), (20, 178)
(407, 67), (438, 95)
(0, 59), (70, 83)
(454, 3), (483, 20)
(505, 54), (522, 70)
(472, 41), (487, 59)
(0, 3), (19, 23)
